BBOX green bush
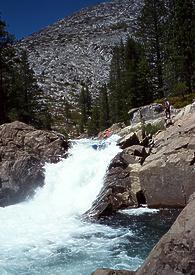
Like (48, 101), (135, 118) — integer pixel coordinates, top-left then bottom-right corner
(144, 122), (165, 136)
(154, 92), (195, 109)
(169, 93), (195, 109)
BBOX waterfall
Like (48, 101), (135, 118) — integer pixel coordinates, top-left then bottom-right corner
(0, 136), (167, 275)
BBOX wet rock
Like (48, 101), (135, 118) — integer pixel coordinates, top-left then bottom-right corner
(92, 268), (135, 275)
(136, 193), (195, 275)
(0, 121), (69, 206)
(85, 151), (141, 219)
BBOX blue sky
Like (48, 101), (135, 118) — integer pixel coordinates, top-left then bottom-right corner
(1, 0), (107, 40)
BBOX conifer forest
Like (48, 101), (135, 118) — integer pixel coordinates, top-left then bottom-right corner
(0, 0), (194, 136)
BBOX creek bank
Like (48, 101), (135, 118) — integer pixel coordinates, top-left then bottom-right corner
(135, 193), (195, 274)
(0, 121), (69, 207)
(92, 194), (195, 274)
(91, 103), (195, 274)
(86, 103), (195, 219)
(139, 111), (195, 208)
(85, 142), (149, 219)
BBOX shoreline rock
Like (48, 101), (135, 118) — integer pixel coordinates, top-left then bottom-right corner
(85, 148), (143, 220)
(87, 104), (195, 220)
(92, 269), (135, 275)
(91, 103), (195, 274)
(139, 112), (195, 208)
(135, 193), (195, 274)
(91, 193), (195, 274)
(0, 121), (69, 207)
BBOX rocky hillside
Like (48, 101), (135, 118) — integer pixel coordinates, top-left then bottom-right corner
(18, 0), (142, 107)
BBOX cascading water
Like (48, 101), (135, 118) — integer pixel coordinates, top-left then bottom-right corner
(0, 136), (179, 275)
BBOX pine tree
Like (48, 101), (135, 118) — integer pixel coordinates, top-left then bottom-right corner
(137, 0), (167, 98)
(164, 0), (194, 95)
(78, 84), (92, 132)
(192, 0), (195, 91)
(0, 19), (14, 124)
(63, 98), (71, 123)
(0, 18), (50, 129)
(99, 85), (110, 130)
(123, 38), (140, 109)
(9, 51), (36, 122)
(7, 50), (50, 128)
(87, 103), (100, 136)
(85, 85), (92, 118)
(134, 51), (153, 106)
(108, 44), (126, 123)
(108, 38), (153, 125)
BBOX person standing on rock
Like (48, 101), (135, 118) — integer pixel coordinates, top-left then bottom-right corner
(164, 98), (171, 119)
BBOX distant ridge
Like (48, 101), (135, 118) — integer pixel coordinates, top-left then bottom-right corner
(18, 0), (143, 106)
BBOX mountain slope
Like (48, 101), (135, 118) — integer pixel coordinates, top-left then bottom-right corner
(18, 0), (142, 104)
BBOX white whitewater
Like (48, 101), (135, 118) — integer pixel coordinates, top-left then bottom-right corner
(0, 136), (158, 275)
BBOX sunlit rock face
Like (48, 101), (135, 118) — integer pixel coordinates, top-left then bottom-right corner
(18, 0), (143, 104)
(139, 111), (195, 208)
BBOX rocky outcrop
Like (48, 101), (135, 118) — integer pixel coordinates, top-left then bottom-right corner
(139, 112), (195, 208)
(90, 105), (195, 274)
(128, 103), (182, 126)
(135, 194), (195, 275)
(92, 268), (135, 275)
(0, 121), (69, 206)
(85, 151), (134, 219)
(117, 133), (140, 149)
(87, 104), (195, 219)
(85, 138), (148, 219)
(128, 103), (164, 125)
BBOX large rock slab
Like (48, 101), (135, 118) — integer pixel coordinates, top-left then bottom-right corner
(136, 194), (195, 275)
(139, 112), (195, 208)
(117, 133), (140, 149)
(0, 121), (69, 206)
(128, 103), (164, 125)
(85, 149), (143, 219)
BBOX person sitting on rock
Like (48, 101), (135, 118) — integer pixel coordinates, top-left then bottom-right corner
(164, 98), (171, 119)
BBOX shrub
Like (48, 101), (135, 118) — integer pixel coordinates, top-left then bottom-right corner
(154, 92), (195, 109)
(144, 122), (165, 136)
(169, 93), (195, 109)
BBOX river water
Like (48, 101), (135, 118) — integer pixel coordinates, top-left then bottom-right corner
(0, 137), (179, 275)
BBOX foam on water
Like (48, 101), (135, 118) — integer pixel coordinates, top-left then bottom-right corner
(0, 136), (173, 275)
(120, 207), (159, 215)
(0, 136), (143, 274)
